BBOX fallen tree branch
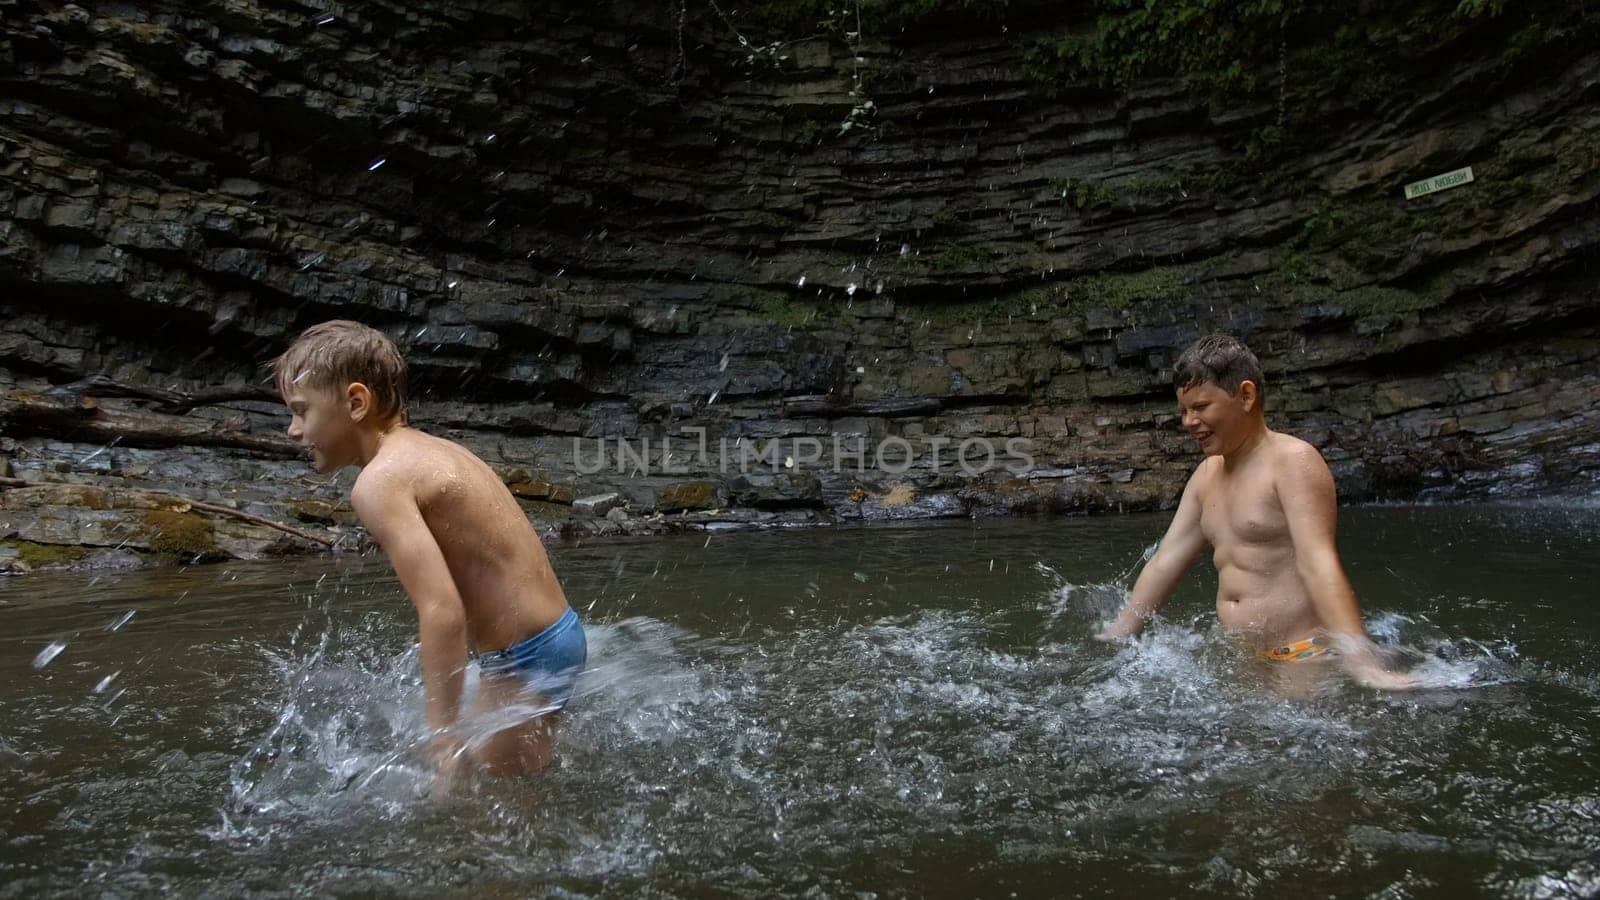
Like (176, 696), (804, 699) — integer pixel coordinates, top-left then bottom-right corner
(44, 375), (280, 413)
(0, 389), (300, 456)
(0, 476), (338, 548)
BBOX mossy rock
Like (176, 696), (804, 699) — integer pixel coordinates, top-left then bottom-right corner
(655, 481), (719, 512)
(139, 509), (218, 555)
(516, 498), (576, 522)
(927, 242), (990, 271)
(749, 292), (819, 328)
(291, 498), (358, 526)
(507, 479), (558, 500)
(1051, 177), (1116, 210)
(6, 539), (89, 567)
(1065, 265), (1189, 310)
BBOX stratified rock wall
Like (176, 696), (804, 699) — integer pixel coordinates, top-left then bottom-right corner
(1, 0), (1596, 563)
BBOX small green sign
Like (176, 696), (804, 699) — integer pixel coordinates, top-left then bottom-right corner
(1404, 166), (1475, 199)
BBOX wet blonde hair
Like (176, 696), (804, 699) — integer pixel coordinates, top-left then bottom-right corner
(272, 319), (408, 421)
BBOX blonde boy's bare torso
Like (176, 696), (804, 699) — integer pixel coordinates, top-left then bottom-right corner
(361, 429), (568, 651)
(1194, 430), (1326, 646)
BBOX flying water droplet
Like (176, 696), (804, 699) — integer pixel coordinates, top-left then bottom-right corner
(32, 640), (67, 669)
(846, 283), (858, 296)
(105, 610), (136, 632)
(80, 437), (121, 464)
(367, 157), (387, 172)
(93, 671), (122, 694)
(797, 276), (807, 288)
(718, 354), (729, 372)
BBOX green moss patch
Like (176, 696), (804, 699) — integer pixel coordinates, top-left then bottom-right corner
(7, 539), (89, 566)
(139, 509), (217, 555)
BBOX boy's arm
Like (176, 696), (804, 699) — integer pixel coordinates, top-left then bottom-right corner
(350, 469), (470, 738)
(1096, 464), (1208, 641)
(1277, 445), (1417, 690)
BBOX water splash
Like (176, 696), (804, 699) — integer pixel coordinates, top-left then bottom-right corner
(223, 616), (710, 832)
(1366, 611), (1518, 689)
(32, 640), (67, 669)
(80, 437), (122, 464)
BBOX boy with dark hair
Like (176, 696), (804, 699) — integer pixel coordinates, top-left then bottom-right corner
(1098, 333), (1416, 690)
(274, 319), (587, 782)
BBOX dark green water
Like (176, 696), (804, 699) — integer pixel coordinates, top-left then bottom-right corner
(2, 503), (1598, 898)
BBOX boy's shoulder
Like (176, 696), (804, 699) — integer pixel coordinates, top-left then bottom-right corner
(350, 431), (435, 499)
(1269, 430), (1327, 464)
(350, 456), (410, 511)
(1267, 430), (1336, 489)
(352, 429), (494, 501)
(1185, 455), (1219, 499)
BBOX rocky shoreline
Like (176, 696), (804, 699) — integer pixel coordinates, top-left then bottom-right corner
(3, 2), (1598, 573)
(0, 421), (1121, 574)
(5, 406), (1595, 575)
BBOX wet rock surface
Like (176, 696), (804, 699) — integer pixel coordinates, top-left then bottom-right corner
(1, 2), (1597, 570)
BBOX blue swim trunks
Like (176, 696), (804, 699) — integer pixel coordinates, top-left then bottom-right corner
(474, 608), (587, 712)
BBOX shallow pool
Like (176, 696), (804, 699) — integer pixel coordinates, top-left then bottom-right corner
(3, 503), (1598, 897)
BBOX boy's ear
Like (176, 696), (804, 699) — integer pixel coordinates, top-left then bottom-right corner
(1237, 379), (1260, 412)
(345, 381), (374, 422)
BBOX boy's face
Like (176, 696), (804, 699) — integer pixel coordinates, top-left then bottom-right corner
(1176, 380), (1258, 456)
(283, 383), (361, 473)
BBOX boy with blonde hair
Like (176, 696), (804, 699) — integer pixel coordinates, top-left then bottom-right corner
(1098, 333), (1416, 691)
(273, 319), (586, 781)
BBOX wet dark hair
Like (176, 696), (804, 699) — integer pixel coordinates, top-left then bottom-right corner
(1173, 333), (1265, 402)
(271, 319), (409, 421)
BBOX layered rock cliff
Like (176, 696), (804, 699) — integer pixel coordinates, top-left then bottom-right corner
(2, 0), (1597, 569)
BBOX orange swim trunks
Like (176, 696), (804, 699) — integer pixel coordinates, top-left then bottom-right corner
(1260, 634), (1335, 662)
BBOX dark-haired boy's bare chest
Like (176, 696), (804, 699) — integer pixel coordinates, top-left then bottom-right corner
(1198, 461), (1291, 569)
